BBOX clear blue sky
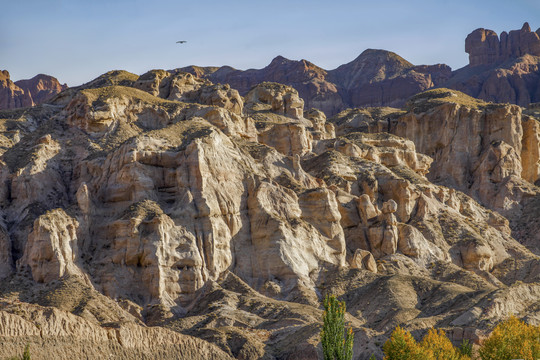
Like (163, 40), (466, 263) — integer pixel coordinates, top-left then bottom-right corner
(1, 0), (539, 86)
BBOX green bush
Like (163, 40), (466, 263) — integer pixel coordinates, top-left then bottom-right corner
(459, 339), (472, 357)
(9, 344), (30, 360)
(320, 294), (354, 360)
(22, 344), (30, 360)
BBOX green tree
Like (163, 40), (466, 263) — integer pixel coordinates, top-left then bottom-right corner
(320, 294), (354, 360)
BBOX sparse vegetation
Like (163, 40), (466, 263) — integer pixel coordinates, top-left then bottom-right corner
(458, 339), (473, 357)
(9, 344), (31, 360)
(79, 70), (139, 88)
(80, 85), (184, 110)
(22, 345), (30, 360)
(328, 107), (405, 130)
(406, 88), (492, 113)
(320, 294), (354, 360)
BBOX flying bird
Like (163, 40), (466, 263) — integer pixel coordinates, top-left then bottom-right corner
(176, 40), (187, 44)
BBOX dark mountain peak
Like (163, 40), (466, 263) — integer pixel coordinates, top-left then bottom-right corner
(269, 55), (291, 65)
(263, 55), (327, 81)
(332, 49), (414, 77)
(328, 49), (416, 90)
(355, 48), (413, 67)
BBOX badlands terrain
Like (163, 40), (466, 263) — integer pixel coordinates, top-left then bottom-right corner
(0, 24), (539, 359)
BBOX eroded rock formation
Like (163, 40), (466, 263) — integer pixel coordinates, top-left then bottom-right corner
(0, 70), (538, 359)
(0, 70), (33, 110)
(466, 22), (540, 67)
(330, 88), (540, 256)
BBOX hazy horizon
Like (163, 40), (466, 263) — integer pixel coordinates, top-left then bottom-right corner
(1, 0), (539, 86)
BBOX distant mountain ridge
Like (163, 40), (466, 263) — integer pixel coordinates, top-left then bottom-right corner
(0, 71), (66, 110)
(2, 23), (539, 114)
(181, 49), (452, 115)
(179, 22), (540, 115)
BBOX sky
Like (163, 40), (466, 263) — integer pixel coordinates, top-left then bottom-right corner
(1, 0), (539, 86)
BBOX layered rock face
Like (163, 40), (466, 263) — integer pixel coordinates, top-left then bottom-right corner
(0, 71), (538, 359)
(449, 53), (540, 106)
(0, 71), (66, 110)
(0, 290), (234, 360)
(331, 88), (540, 255)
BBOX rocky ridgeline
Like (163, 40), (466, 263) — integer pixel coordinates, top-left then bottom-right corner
(0, 68), (538, 359)
(184, 50), (452, 116)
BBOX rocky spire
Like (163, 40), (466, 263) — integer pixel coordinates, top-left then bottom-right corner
(465, 22), (540, 66)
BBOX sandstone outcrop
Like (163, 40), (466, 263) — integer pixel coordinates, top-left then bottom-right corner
(522, 114), (540, 183)
(447, 23), (540, 107)
(396, 89), (534, 217)
(447, 52), (540, 107)
(465, 22), (540, 67)
(18, 209), (85, 283)
(0, 71), (538, 359)
(331, 87), (540, 259)
(245, 82), (304, 119)
(304, 108), (336, 140)
(134, 70), (244, 116)
(0, 70), (33, 110)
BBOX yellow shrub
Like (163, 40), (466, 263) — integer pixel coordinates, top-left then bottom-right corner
(383, 317), (539, 360)
(478, 316), (540, 360)
(420, 329), (470, 360)
(382, 326), (430, 360)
